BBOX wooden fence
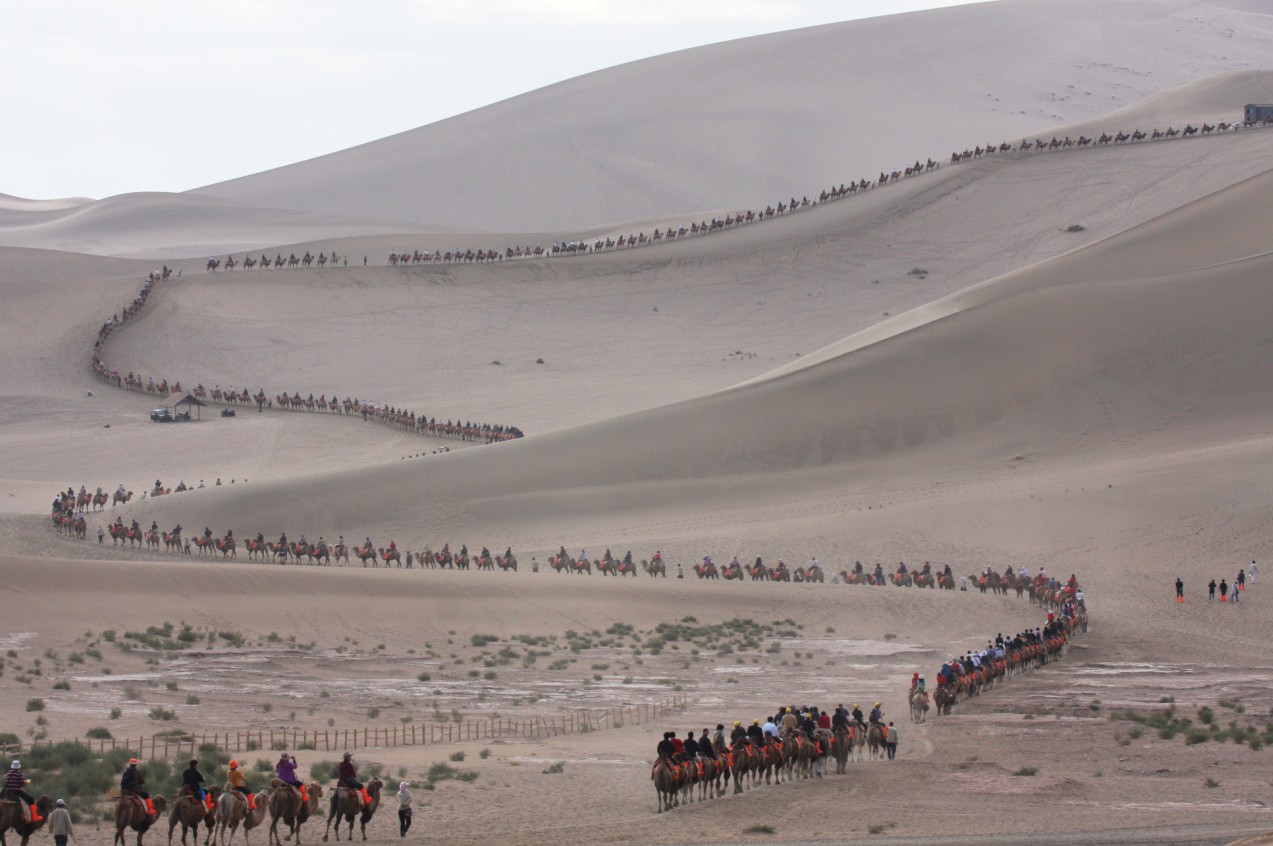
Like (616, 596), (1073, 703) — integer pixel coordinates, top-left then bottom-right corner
(1, 695), (686, 761)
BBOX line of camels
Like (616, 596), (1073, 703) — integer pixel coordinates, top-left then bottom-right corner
(651, 607), (1085, 812)
(89, 273), (523, 445)
(198, 116), (1272, 273)
(0, 775), (376, 846)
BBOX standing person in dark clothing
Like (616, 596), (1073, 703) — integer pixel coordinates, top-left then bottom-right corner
(1175, 577), (1184, 602)
(1209, 579), (1217, 600)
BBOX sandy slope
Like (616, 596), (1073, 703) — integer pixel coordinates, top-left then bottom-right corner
(190, 0), (1273, 232)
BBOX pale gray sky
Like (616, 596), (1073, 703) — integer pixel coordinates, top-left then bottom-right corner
(3, 1), (983, 200)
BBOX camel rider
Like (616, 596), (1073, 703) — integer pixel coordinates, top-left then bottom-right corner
(117, 483), (126, 496)
(255, 532), (265, 544)
(278, 532), (287, 547)
(851, 704), (866, 731)
(729, 721), (746, 743)
(558, 545), (567, 561)
(363, 538), (373, 552)
(337, 535), (345, 548)
(917, 675), (927, 692)
(577, 549), (586, 564)
(623, 550), (633, 565)
(4, 760), (36, 822)
(460, 545), (468, 558)
(225, 761), (256, 810)
(832, 706), (849, 731)
(775, 559), (787, 572)
(921, 561), (932, 574)
(869, 702), (884, 727)
(698, 728), (716, 760)
(713, 724), (727, 750)
(799, 711), (817, 740)
(225, 529), (233, 541)
(780, 707), (798, 736)
(204, 528), (213, 540)
(150, 521), (158, 533)
(181, 758), (209, 808)
(854, 561), (864, 574)
(130, 518), (140, 533)
(120, 759), (155, 815)
(898, 561), (908, 574)
(655, 733), (675, 761)
(746, 720), (764, 743)
(275, 754), (307, 801)
(337, 753), (370, 808)
(652, 550), (662, 563)
(480, 546), (490, 559)
(683, 731), (699, 760)
(388, 540), (396, 552)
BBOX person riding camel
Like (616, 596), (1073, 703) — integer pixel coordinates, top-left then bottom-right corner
(255, 532), (265, 544)
(921, 561), (932, 574)
(275, 753), (308, 802)
(150, 521), (159, 533)
(130, 518), (140, 533)
(775, 559), (787, 572)
(180, 758), (210, 809)
(389, 540), (396, 552)
(869, 702), (884, 727)
(652, 550), (663, 563)
(780, 707), (798, 736)
(204, 528), (213, 540)
(898, 561), (908, 574)
(363, 538), (373, 552)
(3, 760), (37, 823)
(225, 760), (256, 810)
(851, 704), (866, 732)
(729, 721), (746, 744)
(577, 549), (587, 564)
(225, 529), (233, 540)
(853, 561), (864, 574)
(120, 759), (155, 815)
(337, 753), (370, 808)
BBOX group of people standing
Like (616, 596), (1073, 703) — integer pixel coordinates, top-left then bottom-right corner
(1174, 561), (1256, 603)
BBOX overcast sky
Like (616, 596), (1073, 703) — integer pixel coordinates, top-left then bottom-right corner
(4, 1), (983, 200)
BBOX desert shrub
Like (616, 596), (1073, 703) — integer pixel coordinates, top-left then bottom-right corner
(449, 752), (465, 762)
(1012, 766), (1038, 776)
(542, 761), (565, 774)
(85, 727), (112, 740)
(26, 698), (45, 711)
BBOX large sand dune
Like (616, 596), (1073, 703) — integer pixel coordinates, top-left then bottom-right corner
(191, 0), (1273, 232)
(5, 8), (1273, 843)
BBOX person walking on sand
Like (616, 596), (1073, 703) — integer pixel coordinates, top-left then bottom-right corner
(395, 782), (412, 838)
(1219, 578), (1228, 602)
(886, 722), (898, 760)
(48, 799), (73, 846)
(1175, 577), (1184, 602)
(1237, 569), (1246, 592)
(1231, 576), (1240, 603)
(1251, 561), (1258, 584)
(1208, 579), (1216, 601)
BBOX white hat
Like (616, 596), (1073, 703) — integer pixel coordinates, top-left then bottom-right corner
(56, 799), (66, 807)
(10, 760), (19, 768)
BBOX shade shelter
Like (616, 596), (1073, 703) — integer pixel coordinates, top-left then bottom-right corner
(172, 393), (208, 421)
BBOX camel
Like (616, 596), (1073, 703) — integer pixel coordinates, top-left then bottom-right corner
(641, 558), (666, 578)
(267, 780), (320, 846)
(352, 547), (376, 567)
(167, 787), (219, 846)
(866, 724), (886, 759)
(722, 562), (744, 580)
(331, 544), (349, 565)
(0, 794), (51, 846)
(378, 548), (399, 567)
(114, 490), (134, 506)
(935, 685), (957, 715)
(322, 779), (380, 842)
(651, 759), (681, 813)
(572, 557), (591, 575)
(215, 789), (268, 846)
(830, 727), (852, 774)
(910, 688), (929, 723)
(616, 559), (637, 577)
(93, 491), (109, 511)
(115, 794), (167, 846)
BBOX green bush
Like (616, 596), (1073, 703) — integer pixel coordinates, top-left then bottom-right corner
(26, 698), (45, 711)
(85, 727), (112, 740)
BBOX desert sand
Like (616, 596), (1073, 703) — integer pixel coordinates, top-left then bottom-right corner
(4, 2), (1273, 845)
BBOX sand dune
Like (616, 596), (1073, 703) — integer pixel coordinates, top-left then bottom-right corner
(191, 1), (1273, 232)
(0, 192), (424, 259)
(7, 10), (1273, 842)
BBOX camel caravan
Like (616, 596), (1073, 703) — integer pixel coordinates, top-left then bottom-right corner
(212, 114), (1272, 274)
(90, 275), (523, 447)
(651, 594), (1087, 813)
